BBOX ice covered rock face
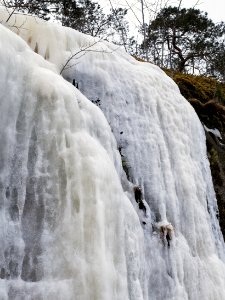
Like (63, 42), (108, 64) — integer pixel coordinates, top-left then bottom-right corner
(1, 10), (225, 300)
(0, 24), (145, 299)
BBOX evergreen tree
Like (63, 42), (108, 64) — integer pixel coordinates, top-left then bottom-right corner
(60, 0), (129, 45)
(144, 6), (225, 75)
(4, 0), (56, 20)
(61, 0), (110, 36)
(3, 0), (129, 46)
(207, 45), (225, 81)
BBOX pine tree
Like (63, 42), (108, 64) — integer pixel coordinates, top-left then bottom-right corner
(144, 6), (225, 75)
(4, 0), (55, 20)
(3, 0), (129, 43)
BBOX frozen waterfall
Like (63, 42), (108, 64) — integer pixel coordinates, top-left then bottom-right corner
(1, 10), (225, 300)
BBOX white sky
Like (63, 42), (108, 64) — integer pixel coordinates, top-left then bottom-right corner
(180, 0), (225, 22)
(98, 0), (225, 28)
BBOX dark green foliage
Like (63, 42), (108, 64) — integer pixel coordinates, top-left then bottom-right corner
(207, 46), (225, 81)
(61, 0), (109, 36)
(60, 0), (84, 28)
(61, 1), (129, 45)
(5, 0), (56, 20)
(143, 6), (225, 78)
(4, 0), (129, 43)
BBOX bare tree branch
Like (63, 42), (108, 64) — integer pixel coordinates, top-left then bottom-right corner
(108, 0), (128, 51)
(5, 7), (16, 22)
(123, 0), (142, 25)
(60, 38), (120, 75)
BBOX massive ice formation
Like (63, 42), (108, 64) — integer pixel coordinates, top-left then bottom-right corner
(0, 23), (146, 299)
(1, 9), (225, 300)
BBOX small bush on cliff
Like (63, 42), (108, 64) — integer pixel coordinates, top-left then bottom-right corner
(164, 70), (225, 105)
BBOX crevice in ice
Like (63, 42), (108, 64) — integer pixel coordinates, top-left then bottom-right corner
(21, 127), (44, 282)
(44, 47), (50, 60)
(34, 42), (38, 54)
(64, 133), (70, 148)
(27, 36), (32, 45)
(133, 185), (147, 215)
(72, 78), (79, 89)
(7, 187), (19, 222)
(3, 246), (20, 279)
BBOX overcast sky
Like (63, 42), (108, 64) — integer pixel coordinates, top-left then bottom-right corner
(180, 0), (225, 22)
(98, 0), (225, 27)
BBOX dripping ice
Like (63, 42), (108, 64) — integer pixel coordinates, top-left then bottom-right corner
(0, 9), (225, 300)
